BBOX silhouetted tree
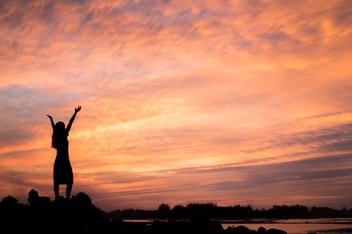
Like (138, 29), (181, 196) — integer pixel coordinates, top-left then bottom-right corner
(171, 204), (187, 219)
(158, 203), (171, 218)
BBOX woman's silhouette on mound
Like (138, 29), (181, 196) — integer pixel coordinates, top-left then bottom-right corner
(47, 105), (81, 200)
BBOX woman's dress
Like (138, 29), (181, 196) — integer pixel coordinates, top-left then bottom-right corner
(53, 139), (73, 185)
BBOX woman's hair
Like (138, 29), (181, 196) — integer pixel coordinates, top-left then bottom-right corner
(51, 121), (67, 149)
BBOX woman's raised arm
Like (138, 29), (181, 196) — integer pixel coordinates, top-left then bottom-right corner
(66, 105), (81, 133)
(47, 115), (55, 129)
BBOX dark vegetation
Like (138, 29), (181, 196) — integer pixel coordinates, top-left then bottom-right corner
(1, 189), (351, 234)
(108, 202), (352, 220)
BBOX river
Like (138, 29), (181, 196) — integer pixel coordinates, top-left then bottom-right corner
(221, 218), (352, 234)
(123, 218), (352, 234)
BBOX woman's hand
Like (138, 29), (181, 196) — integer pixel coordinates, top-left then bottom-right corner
(75, 106), (82, 113)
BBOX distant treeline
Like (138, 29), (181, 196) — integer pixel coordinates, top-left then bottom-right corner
(106, 203), (352, 220)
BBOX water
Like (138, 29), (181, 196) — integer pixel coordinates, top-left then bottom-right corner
(122, 218), (352, 234)
(221, 218), (352, 234)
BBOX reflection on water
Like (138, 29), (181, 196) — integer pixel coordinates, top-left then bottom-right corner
(221, 218), (352, 234)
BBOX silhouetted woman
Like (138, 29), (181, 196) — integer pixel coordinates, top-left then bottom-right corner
(47, 105), (81, 200)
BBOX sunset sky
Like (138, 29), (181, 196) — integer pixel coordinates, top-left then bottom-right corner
(1, 0), (352, 212)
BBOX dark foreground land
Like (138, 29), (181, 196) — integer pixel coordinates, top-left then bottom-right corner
(0, 190), (289, 234)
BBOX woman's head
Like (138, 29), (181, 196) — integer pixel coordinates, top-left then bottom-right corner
(52, 121), (67, 148)
(55, 121), (65, 130)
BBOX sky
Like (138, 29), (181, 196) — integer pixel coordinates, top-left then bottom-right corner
(0, 0), (352, 212)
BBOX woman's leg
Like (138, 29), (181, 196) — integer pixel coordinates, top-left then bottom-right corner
(66, 183), (72, 199)
(54, 183), (59, 200)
